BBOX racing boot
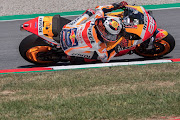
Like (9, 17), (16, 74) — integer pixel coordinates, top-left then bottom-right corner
(84, 8), (95, 17)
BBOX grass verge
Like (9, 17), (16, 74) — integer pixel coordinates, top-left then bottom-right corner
(0, 63), (180, 119)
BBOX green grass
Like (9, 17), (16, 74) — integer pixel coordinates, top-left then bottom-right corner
(1, 63), (180, 119)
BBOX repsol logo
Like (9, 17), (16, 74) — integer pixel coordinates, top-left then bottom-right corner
(72, 53), (91, 59)
(38, 17), (43, 34)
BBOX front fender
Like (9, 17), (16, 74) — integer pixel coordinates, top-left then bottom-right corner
(155, 28), (168, 40)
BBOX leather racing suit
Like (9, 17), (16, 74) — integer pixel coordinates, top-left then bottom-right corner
(60, 4), (123, 63)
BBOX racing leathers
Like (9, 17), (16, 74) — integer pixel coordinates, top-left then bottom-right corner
(60, 4), (123, 63)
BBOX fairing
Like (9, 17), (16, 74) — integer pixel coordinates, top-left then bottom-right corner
(124, 5), (157, 42)
(21, 16), (59, 46)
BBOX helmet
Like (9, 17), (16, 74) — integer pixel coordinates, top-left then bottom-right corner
(95, 17), (122, 42)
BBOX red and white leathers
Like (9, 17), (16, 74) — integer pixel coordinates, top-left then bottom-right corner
(60, 4), (122, 62)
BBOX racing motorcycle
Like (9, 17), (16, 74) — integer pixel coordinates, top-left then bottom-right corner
(19, 5), (175, 65)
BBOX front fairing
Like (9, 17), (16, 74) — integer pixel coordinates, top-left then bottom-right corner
(123, 5), (157, 42)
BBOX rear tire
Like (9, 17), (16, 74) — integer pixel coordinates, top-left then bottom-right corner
(134, 33), (175, 58)
(19, 34), (58, 65)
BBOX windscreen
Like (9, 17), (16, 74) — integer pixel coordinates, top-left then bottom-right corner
(123, 7), (144, 26)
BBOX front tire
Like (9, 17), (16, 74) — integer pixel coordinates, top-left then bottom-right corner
(19, 34), (58, 65)
(134, 33), (175, 58)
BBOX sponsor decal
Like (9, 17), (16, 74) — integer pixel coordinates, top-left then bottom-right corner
(111, 20), (119, 29)
(35, 22), (37, 28)
(143, 11), (155, 34)
(77, 26), (84, 44)
(38, 16), (44, 35)
(87, 23), (95, 43)
(70, 29), (77, 46)
(147, 14), (155, 34)
(143, 14), (148, 31)
(141, 7), (157, 41)
(60, 28), (78, 50)
(60, 31), (68, 50)
(125, 25), (138, 29)
(66, 31), (72, 46)
(69, 14), (83, 25)
(72, 53), (91, 59)
(156, 29), (168, 40)
(141, 7), (155, 41)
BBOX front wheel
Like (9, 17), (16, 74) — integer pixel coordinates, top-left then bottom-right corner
(19, 34), (59, 65)
(134, 33), (175, 58)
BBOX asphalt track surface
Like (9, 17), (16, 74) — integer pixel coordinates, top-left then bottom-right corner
(0, 8), (180, 70)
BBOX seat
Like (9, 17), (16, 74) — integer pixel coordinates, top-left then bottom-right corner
(52, 14), (71, 43)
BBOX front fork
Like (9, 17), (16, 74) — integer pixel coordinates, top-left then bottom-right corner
(144, 29), (168, 50)
(145, 31), (157, 50)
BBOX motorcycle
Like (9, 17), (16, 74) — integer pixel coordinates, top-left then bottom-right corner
(19, 5), (175, 65)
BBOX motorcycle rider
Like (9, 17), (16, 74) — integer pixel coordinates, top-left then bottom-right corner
(60, 1), (128, 63)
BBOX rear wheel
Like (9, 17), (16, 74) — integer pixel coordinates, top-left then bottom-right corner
(134, 33), (175, 58)
(19, 34), (59, 65)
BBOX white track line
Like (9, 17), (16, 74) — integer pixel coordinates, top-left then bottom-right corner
(48, 59), (172, 70)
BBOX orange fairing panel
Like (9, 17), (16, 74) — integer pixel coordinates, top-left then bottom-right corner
(126, 5), (144, 14)
(106, 12), (124, 18)
(125, 24), (144, 37)
(42, 16), (54, 37)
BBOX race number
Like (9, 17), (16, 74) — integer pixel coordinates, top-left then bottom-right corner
(148, 15), (155, 34)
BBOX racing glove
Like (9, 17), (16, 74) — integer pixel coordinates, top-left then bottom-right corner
(115, 44), (122, 53)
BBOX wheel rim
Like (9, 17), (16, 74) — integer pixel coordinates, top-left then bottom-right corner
(26, 46), (53, 63)
(135, 39), (171, 57)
